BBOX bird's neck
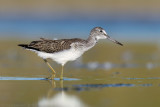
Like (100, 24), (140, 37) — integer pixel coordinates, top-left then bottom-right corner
(85, 35), (97, 50)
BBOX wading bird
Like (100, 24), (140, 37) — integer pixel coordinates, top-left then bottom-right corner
(18, 27), (123, 80)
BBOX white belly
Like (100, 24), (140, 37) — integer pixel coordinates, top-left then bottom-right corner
(36, 48), (83, 65)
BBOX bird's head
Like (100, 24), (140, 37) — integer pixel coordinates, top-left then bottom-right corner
(90, 27), (123, 46)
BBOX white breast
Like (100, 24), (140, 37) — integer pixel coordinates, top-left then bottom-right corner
(37, 48), (83, 65)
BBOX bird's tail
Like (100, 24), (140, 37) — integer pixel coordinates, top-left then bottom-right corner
(18, 44), (40, 51)
(18, 44), (29, 49)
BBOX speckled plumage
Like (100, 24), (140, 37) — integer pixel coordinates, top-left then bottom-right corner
(18, 27), (122, 54)
(19, 38), (86, 53)
(18, 27), (123, 79)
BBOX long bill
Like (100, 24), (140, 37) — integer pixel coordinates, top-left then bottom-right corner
(106, 35), (123, 46)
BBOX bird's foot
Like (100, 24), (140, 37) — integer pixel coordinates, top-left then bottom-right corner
(45, 76), (52, 80)
(46, 74), (55, 80)
(60, 75), (63, 80)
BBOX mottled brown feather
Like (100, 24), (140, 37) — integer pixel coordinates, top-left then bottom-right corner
(27, 38), (86, 53)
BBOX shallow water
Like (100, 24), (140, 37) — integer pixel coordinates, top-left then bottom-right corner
(1, 76), (160, 107)
(0, 77), (80, 81)
(0, 41), (160, 107)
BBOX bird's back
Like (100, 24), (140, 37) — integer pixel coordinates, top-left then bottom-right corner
(18, 38), (86, 53)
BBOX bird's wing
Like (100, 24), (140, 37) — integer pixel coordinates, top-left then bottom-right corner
(40, 37), (51, 41)
(28, 38), (85, 53)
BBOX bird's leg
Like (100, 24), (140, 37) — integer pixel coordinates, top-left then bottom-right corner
(60, 65), (64, 80)
(60, 79), (63, 89)
(44, 59), (56, 80)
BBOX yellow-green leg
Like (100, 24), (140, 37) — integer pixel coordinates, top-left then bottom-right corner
(44, 59), (56, 80)
(60, 65), (64, 80)
(60, 79), (63, 89)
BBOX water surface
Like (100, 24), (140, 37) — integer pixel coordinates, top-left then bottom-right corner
(0, 41), (160, 107)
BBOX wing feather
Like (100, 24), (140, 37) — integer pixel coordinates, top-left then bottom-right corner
(26, 38), (86, 53)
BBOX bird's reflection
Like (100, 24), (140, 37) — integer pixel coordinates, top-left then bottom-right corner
(38, 80), (87, 107)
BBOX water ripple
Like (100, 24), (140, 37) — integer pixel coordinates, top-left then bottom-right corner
(73, 84), (135, 88)
(124, 77), (160, 80)
(0, 77), (80, 81)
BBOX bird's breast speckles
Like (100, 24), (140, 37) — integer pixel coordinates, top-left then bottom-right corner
(71, 42), (85, 51)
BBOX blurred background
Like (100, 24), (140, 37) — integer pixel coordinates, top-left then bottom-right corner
(0, 0), (160, 42)
(1, 0), (160, 107)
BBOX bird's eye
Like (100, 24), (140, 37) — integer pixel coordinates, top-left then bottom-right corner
(100, 30), (103, 32)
